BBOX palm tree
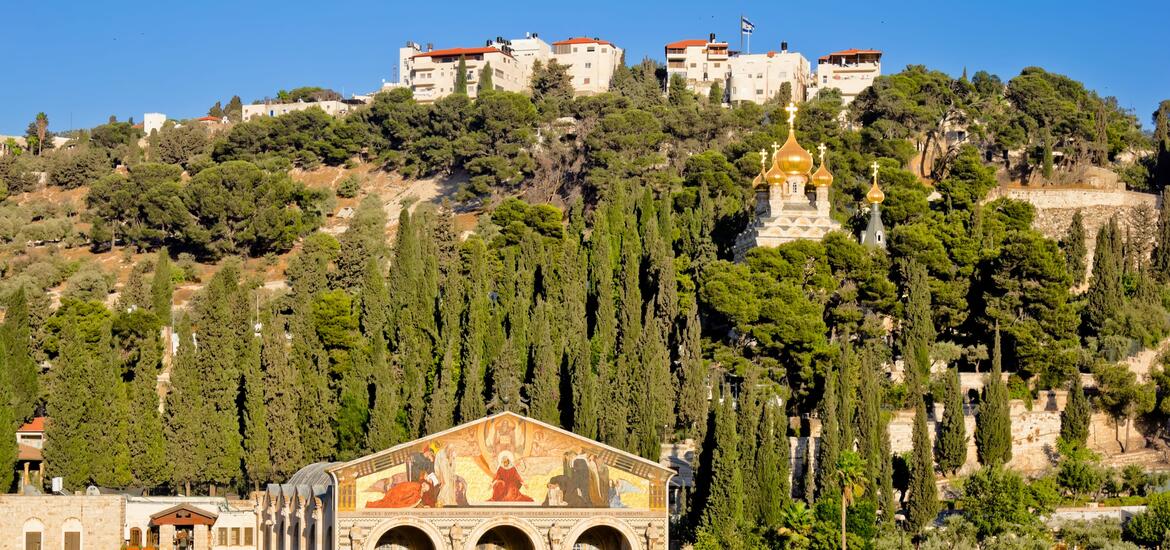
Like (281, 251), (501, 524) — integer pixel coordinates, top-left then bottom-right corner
(34, 112), (48, 155)
(837, 451), (868, 550)
(777, 501), (815, 547)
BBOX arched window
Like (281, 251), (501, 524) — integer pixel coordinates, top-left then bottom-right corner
(62, 518), (83, 550)
(23, 518), (44, 550)
(129, 528), (142, 548)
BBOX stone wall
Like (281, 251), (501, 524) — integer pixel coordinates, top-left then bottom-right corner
(0, 494), (125, 549)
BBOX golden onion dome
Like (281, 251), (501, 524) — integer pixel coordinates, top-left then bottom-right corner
(764, 145), (786, 185)
(752, 150), (767, 188)
(866, 180), (885, 204)
(811, 145), (834, 187)
(776, 132), (814, 177)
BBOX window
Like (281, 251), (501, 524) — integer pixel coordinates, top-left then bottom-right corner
(218, 528), (228, 545)
(584, 78), (591, 85)
(756, 89), (764, 95)
(585, 62), (591, 68)
(63, 533), (80, 550)
(573, 47), (578, 53)
(714, 62), (720, 68)
(231, 528), (241, 545)
(130, 528), (142, 547)
(689, 62), (696, 68)
(244, 528), (254, 546)
(587, 46), (595, 52)
(24, 532), (41, 550)
(602, 47), (608, 53)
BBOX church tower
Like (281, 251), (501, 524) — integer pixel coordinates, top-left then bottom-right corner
(861, 161), (886, 248)
(735, 103), (841, 259)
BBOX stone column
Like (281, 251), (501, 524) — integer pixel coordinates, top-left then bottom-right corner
(193, 524), (209, 550)
(769, 183), (784, 216)
(312, 508), (323, 550)
(159, 525), (176, 550)
(294, 505), (307, 550)
(280, 508), (292, 550)
(816, 185), (829, 216)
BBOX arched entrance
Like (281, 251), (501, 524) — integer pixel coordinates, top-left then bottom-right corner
(474, 525), (535, 550)
(374, 525), (436, 550)
(568, 525), (632, 550)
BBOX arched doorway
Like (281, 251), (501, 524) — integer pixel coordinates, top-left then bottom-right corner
(569, 525), (633, 550)
(374, 525), (435, 550)
(474, 525), (535, 550)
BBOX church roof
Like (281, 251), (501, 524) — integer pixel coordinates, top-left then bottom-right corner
(287, 461), (340, 486)
(328, 411), (676, 480)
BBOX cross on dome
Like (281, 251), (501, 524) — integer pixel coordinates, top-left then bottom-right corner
(784, 102), (799, 126)
(817, 143), (827, 162)
(870, 161), (880, 181)
(759, 149), (767, 167)
(772, 142), (780, 155)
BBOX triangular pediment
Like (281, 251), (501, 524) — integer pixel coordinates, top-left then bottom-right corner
(328, 412), (673, 512)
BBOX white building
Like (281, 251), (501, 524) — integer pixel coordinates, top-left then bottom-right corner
(143, 113), (167, 135)
(240, 99), (366, 122)
(124, 496), (258, 550)
(728, 46), (812, 104)
(398, 43), (527, 102)
(664, 35), (730, 98)
(551, 36), (623, 95)
(508, 32), (552, 84)
(812, 48), (882, 103)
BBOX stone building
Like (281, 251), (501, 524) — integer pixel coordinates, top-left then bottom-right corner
(258, 411), (673, 550)
(125, 495), (259, 550)
(735, 103), (841, 258)
(0, 494), (126, 550)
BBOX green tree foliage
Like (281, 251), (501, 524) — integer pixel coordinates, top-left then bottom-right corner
(150, 123), (210, 168)
(116, 307), (169, 488)
(817, 366), (841, 497)
(976, 329), (1013, 466)
(1124, 492), (1170, 547)
(454, 57), (469, 95)
(936, 366), (968, 475)
(1061, 210), (1088, 285)
(901, 260), (935, 390)
(477, 62), (494, 94)
(906, 396), (939, 535)
(960, 465), (1051, 538)
(530, 59), (574, 106)
(262, 313), (303, 481)
(48, 147), (109, 189)
(1093, 361), (1156, 453)
(150, 248), (174, 323)
(1061, 373), (1091, 448)
(1085, 217), (1125, 334)
(701, 384), (744, 548)
(3, 288), (39, 422)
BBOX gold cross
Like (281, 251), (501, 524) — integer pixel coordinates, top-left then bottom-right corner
(871, 161), (880, 182)
(772, 142), (780, 156)
(817, 143), (827, 162)
(759, 149), (767, 168)
(784, 102), (798, 126)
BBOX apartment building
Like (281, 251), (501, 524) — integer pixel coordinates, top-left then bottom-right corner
(664, 34), (730, 98)
(398, 42), (527, 102)
(811, 48), (882, 103)
(509, 32), (552, 84)
(727, 45), (812, 104)
(551, 37), (623, 95)
(240, 99), (367, 121)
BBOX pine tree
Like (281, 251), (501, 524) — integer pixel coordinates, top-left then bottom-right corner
(816, 366), (841, 497)
(1061, 373), (1091, 448)
(478, 62), (494, 94)
(976, 329), (1013, 467)
(906, 396), (939, 535)
(1085, 217), (1124, 332)
(2, 288), (38, 422)
(454, 56), (469, 95)
(1062, 210), (1088, 285)
(702, 384), (743, 547)
(936, 366), (968, 475)
(902, 260), (935, 391)
(150, 248), (173, 324)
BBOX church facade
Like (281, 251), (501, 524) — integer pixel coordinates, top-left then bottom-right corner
(259, 412), (674, 550)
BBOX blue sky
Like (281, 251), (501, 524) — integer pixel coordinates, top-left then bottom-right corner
(2, 0), (1167, 135)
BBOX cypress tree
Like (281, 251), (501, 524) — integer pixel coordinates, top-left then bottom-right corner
(426, 216), (464, 434)
(816, 366), (841, 496)
(708, 81), (723, 104)
(611, 207), (642, 452)
(702, 384), (743, 547)
(389, 207), (440, 437)
(165, 315), (204, 494)
(633, 308), (673, 460)
(454, 56), (469, 95)
(757, 402), (788, 527)
(902, 260), (934, 391)
(366, 329), (405, 449)
(242, 313), (270, 489)
(936, 366), (968, 475)
(878, 411), (897, 525)
(676, 297), (708, 441)
(856, 348), (883, 490)
(126, 322), (169, 489)
(590, 205), (621, 446)
(838, 337), (858, 450)
(0, 380), (14, 492)
(150, 248), (173, 324)
(776, 405), (792, 506)
(736, 372), (762, 516)
(906, 396), (939, 535)
(1062, 210), (1088, 285)
(1085, 217), (1124, 332)
(1152, 191), (1170, 282)
(478, 62), (494, 94)
(336, 196), (388, 291)
(194, 266), (246, 488)
(1061, 373), (1091, 448)
(457, 238), (491, 423)
(91, 331), (132, 488)
(563, 205), (596, 436)
(119, 262), (151, 313)
(526, 299), (560, 424)
(2, 287), (38, 422)
(261, 313), (303, 480)
(975, 329), (1013, 467)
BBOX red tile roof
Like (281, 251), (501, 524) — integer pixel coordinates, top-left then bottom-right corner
(665, 39), (709, 49)
(553, 37), (614, 47)
(194, 116), (221, 122)
(18, 417), (45, 433)
(413, 47), (512, 59)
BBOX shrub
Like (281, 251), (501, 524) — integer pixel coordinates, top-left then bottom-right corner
(336, 175), (361, 198)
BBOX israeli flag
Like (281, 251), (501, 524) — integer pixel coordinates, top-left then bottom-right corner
(741, 16), (755, 34)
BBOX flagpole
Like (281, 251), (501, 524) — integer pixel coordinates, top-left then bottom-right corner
(739, 13), (744, 53)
